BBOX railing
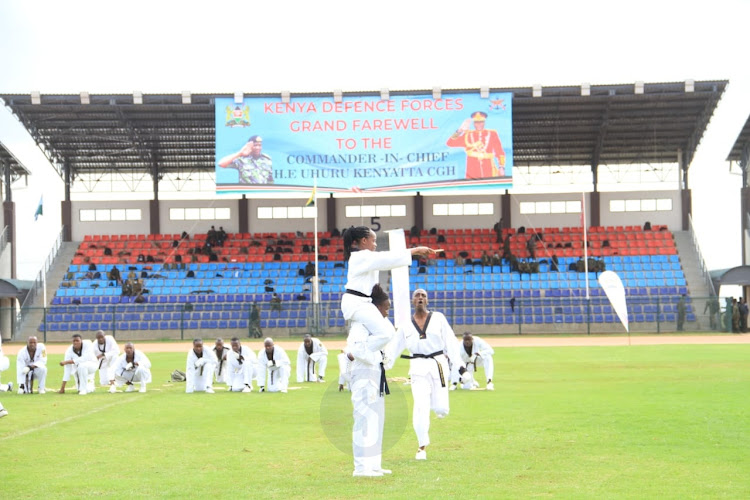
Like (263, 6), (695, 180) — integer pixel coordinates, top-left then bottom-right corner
(22, 294), (737, 342)
(16, 226), (66, 338)
(688, 214), (716, 297)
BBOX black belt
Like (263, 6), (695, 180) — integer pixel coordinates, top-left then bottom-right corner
(379, 362), (390, 397)
(400, 351), (446, 387)
(400, 350), (444, 360)
(345, 289), (371, 298)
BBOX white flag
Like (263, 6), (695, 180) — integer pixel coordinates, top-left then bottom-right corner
(388, 229), (411, 328)
(598, 270), (629, 332)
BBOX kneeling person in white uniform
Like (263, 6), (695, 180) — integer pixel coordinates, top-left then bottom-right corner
(93, 330), (120, 393)
(212, 338), (231, 385)
(59, 334), (98, 395)
(297, 334), (328, 383)
(17, 336), (47, 394)
(114, 342), (152, 392)
(0, 335), (12, 393)
(451, 332), (494, 391)
(227, 337), (257, 392)
(186, 338), (216, 394)
(257, 338), (290, 393)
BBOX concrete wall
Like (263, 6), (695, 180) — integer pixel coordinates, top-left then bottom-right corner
(508, 193), (586, 229)
(71, 200), (151, 240)
(67, 190), (682, 239)
(599, 190), (681, 228)
(422, 194), (500, 231)
(159, 199), (240, 235)
(337, 195), (413, 232)
(246, 197), (328, 234)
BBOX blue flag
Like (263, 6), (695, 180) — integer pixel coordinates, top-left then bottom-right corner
(34, 196), (43, 221)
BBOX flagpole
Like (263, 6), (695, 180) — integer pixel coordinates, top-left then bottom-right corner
(582, 192), (589, 299)
(582, 192), (591, 336)
(312, 178), (319, 305)
(42, 267), (47, 309)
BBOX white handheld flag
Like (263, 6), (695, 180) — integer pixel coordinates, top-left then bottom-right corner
(388, 229), (411, 328)
(598, 270), (629, 332)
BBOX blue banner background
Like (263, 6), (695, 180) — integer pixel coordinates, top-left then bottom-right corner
(215, 92), (513, 193)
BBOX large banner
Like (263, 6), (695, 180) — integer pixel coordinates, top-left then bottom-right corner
(215, 92), (512, 194)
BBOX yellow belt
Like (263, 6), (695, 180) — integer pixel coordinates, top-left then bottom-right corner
(466, 151), (495, 159)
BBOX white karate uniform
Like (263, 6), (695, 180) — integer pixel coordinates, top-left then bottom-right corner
(93, 335), (120, 386)
(387, 311), (464, 449)
(185, 349), (217, 393)
(348, 314), (394, 475)
(17, 343), (48, 393)
(340, 248), (411, 351)
(226, 345), (257, 391)
(114, 350), (152, 389)
(0, 337), (10, 389)
(453, 336), (495, 388)
(62, 340), (98, 394)
(337, 351), (353, 391)
(257, 346), (291, 393)
(212, 346), (231, 384)
(296, 338), (328, 382)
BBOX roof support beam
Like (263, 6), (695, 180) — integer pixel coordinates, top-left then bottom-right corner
(150, 143), (160, 202)
(3, 158), (17, 278)
(63, 160), (71, 202)
(590, 102), (610, 193)
(739, 142), (749, 188)
(2, 158), (11, 203)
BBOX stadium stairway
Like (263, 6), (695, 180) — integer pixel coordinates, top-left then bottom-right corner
(672, 230), (712, 328)
(20, 241), (81, 339)
(671, 231), (711, 298)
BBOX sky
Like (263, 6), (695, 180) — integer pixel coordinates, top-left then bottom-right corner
(0, 0), (748, 281)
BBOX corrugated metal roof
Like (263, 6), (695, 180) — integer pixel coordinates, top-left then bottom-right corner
(0, 140), (32, 182)
(726, 113), (750, 163)
(0, 81), (727, 181)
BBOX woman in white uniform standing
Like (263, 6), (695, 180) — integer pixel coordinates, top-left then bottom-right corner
(341, 226), (436, 477)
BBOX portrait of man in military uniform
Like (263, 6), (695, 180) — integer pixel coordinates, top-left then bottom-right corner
(446, 111), (506, 179)
(218, 135), (273, 184)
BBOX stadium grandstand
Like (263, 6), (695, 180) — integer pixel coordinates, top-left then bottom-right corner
(0, 80), (735, 341)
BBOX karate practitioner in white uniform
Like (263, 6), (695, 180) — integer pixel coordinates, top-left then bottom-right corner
(93, 330), (120, 393)
(17, 336), (47, 394)
(59, 334), (98, 395)
(387, 288), (470, 461)
(347, 285), (396, 477)
(212, 338), (231, 385)
(338, 349), (354, 392)
(296, 334), (328, 383)
(451, 332), (495, 391)
(114, 342), (152, 392)
(0, 335), (13, 393)
(340, 226), (435, 364)
(226, 337), (257, 392)
(341, 226), (436, 478)
(257, 338), (290, 393)
(186, 338), (216, 394)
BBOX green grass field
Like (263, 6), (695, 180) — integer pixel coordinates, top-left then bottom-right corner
(1, 344), (748, 499)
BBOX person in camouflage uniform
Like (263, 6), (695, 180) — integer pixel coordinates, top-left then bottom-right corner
(218, 135), (273, 184)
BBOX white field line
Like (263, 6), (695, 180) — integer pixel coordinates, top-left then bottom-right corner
(0, 396), (140, 442)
